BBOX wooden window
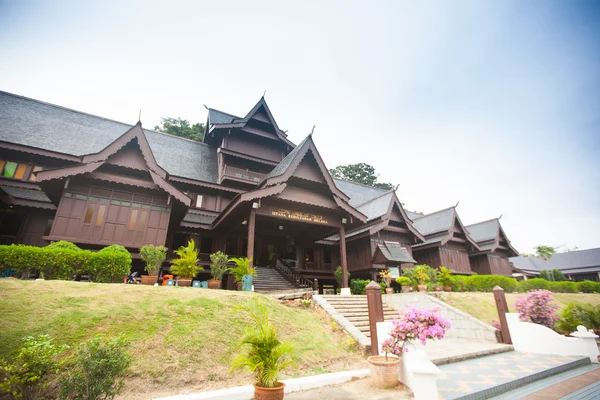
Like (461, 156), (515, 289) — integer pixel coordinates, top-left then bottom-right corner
(84, 205), (95, 224)
(95, 205), (106, 226)
(2, 162), (18, 178)
(138, 211), (148, 230)
(0, 161), (5, 175)
(29, 166), (43, 182)
(128, 209), (138, 230)
(13, 164), (27, 180)
(196, 195), (203, 208)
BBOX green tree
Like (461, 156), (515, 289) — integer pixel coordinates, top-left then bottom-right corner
(539, 269), (565, 282)
(154, 117), (205, 142)
(329, 163), (393, 190)
(535, 245), (556, 260)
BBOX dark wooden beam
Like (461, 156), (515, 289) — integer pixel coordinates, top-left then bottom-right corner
(339, 224), (348, 288)
(247, 208), (256, 268)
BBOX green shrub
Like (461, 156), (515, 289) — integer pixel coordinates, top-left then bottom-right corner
(209, 250), (229, 281)
(379, 282), (386, 293)
(59, 336), (131, 400)
(556, 303), (600, 334)
(519, 278), (550, 291)
(437, 267), (453, 287)
(467, 275), (519, 292)
(577, 281), (600, 293)
(334, 266), (349, 286)
(140, 244), (167, 276)
(547, 281), (578, 293)
(539, 269), (566, 281)
(0, 335), (67, 400)
(45, 240), (81, 251)
(395, 276), (411, 286)
(350, 279), (370, 295)
(228, 257), (256, 282)
(87, 248), (131, 283)
(450, 275), (473, 292)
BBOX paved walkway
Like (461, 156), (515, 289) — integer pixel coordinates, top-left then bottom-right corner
(521, 366), (600, 399)
(285, 377), (413, 400)
(420, 338), (512, 365)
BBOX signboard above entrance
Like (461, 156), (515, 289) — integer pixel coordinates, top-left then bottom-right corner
(271, 209), (329, 225)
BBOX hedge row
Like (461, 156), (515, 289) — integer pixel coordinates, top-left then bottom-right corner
(448, 276), (600, 294)
(0, 242), (131, 283)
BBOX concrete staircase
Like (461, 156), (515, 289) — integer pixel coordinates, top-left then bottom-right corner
(319, 295), (399, 338)
(253, 266), (298, 292)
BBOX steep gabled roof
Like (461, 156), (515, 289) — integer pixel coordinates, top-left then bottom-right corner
(0, 184), (55, 210)
(207, 108), (240, 125)
(466, 218), (519, 256)
(333, 178), (389, 207)
(412, 207), (480, 250)
(510, 248), (600, 274)
(35, 122), (191, 206)
(373, 241), (417, 264)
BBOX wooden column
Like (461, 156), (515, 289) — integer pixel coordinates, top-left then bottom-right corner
(296, 246), (304, 269)
(247, 208), (256, 268)
(366, 281), (384, 355)
(339, 224), (348, 288)
(493, 285), (512, 344)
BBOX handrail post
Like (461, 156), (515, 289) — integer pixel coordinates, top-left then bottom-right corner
(366, 281), (384, 355)
(493, 286), (512, 344)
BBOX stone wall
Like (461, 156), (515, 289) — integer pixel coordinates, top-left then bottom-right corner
(385, 293), (498, 342)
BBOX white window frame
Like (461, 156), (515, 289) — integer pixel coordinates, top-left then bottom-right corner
(196, 194), (203, 208)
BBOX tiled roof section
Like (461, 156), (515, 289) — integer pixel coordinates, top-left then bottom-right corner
(510, 248), (600, 273)
(265, 135), (310, 179)
(378, 241), (417, 263)
(406, 210), (424, 220)
(208, 108), (240, 125)
(412, 208), (454, 236)
(0, 185), (52, 203)
(0, 91), (219, 184)
(333, 178), (388, 207)
(412, 233), (447, 247)
(466, 220), (499, 243)
(182, 213), (217, 225)
(357, 192), (393, 221)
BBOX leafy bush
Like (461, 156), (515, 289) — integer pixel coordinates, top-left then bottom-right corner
(547, 281), (578, 293)
(170, 240), (202, 279)
(450, 275), (472, 292)
(209, 251), (229, 281)
(413, 265), (432, 285)
(334, 266), (349, 286)
(556, 303), (600, 335)
(0, 335), (67, 400)
(350, 279), (370, 295)
(395, 276), (411, 286)
(230, 298), (296, 388)
(46, 241), (81, 251)
(87, 246), (131, 283)
(437, 267), (453, 287)
(515, 290), (559, 329)
(228, 257), (256, 282)
(469, 275), (519, 292)
(577, 280), (600, 293)
(539, 269), (566, 281)
(140, 244), (167, 276)
(519, 278), (550, 291)
(59, 336), (131, 400)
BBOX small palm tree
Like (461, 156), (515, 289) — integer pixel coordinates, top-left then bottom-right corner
(228, 257), (257, 282)
(230, 298), (296, 388)
(170, 240), (203, 279)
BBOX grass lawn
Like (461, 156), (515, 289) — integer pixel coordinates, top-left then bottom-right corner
(437, 291), (600, 325)
(0, 279), (364, 399)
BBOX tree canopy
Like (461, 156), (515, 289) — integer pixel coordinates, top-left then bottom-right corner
(329, 163), (393, 190)
(154, 117), (205, 142)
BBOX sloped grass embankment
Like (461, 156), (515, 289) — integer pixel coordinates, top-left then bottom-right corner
(0, 279), (363, 399)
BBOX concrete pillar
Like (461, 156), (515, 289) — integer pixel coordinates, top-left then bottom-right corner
(493, 285), (512, 344)
(247, 209), (256, 268)
(366, 281), (384, 355)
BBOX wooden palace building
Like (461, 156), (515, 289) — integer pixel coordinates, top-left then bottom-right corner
(0, 90), (519, 289)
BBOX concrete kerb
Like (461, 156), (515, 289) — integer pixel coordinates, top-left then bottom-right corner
(153, 368), (371, 400)
(312, 295), (371, 349)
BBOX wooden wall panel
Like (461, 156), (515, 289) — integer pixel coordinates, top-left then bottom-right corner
(440, 247), (472, 274)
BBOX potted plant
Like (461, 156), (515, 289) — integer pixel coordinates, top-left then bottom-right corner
(379, 270), (394, 295)
(395, 276), (411, 293)
(209, 251), (229, 289)
(170, 240), (202, 287)
(371, 306), (451, 388)
(413, 265), (430, 292)
(230, 298), (296, 400)
(139, 244), (167, 285)
(229, 257), (256, 290)
(437, 266), (453, 292)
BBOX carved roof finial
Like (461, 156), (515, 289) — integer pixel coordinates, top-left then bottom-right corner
(455, 201), (460, 208)
(309, 125), (316, 136)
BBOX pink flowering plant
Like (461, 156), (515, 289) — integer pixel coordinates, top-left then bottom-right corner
(515, 290), (560, 329)
(380, 306), (451, 361)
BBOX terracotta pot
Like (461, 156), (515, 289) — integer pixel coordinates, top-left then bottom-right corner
(177, 278), (192, 287)
(417, 284), (427, 292)
(367, 355), (401, 389)
(434, 286), (443, 292)
(140, 275), (157, 285)
(444, 286), (452, 292)
(401, 286), (411, 293)
(208, 279), (221, 289)
(253, 382), (285, 400)
(385, 287), (394, 295)
(236, 281), (242, 291)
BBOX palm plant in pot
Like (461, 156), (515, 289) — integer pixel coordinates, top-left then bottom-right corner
(140, 244), (167, 285)
(437, 266), (453, 292)
(230, 297), (296, 400)
(229, 257), (256, 290)
(395, 276), (412, 293)
(413, 265), (431, 292)
(170, 240), (202, 287)
(379, 269), (394, 294)
(208, 251), (229, 289)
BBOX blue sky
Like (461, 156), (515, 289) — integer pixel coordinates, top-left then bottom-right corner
(0, 0), (598, 252)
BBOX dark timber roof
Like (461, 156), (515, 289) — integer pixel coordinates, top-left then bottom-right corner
(510, 248), (600, 275)
(0, 91), (219, 184)
(265, 135), (310, 179)
(412, 207), (455, 236)
(0, 185), (52, 203)
(466, 219), (500, 242)
(375, 241), (417, 263)
(333, 178), (388, 207)
(207, 108), (240, 125)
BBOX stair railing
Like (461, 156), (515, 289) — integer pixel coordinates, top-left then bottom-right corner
(274, 259), (313, 289)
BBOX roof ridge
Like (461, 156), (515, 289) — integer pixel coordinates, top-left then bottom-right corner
(208, 107), (241, 121)
(465, 218), (499, 228)
(144, 128), (212, 147)
(332, 176), (390, 192)
(355, 189), (394, 208)
(0, 89), (210, 148)
(411, 205), (455, 220)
